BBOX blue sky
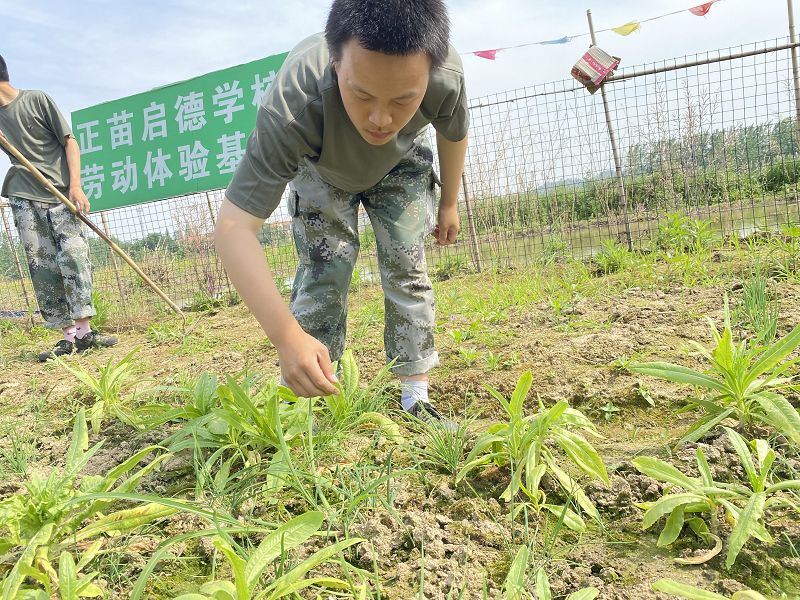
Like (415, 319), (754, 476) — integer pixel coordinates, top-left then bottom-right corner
(0, 0), (792, 181)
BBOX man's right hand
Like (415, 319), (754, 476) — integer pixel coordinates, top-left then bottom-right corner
(276, 328), (339, 397)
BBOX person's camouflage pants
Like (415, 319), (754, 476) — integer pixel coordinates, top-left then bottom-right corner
(9, 197), (95, 329)
(289, 139), (439, 376)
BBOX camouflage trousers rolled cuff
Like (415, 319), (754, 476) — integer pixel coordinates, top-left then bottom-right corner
(9, 197), (95, 329)
(289, 138), (438, 373)
(390, 350), (440, 377)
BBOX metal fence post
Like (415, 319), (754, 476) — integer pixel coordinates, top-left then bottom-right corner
(100, 211), (127, 311)
(587, 9), (634, 251)
(788, 0), (800, 147)
(0, 204), (34, 321)
(461, 172), (483, 273)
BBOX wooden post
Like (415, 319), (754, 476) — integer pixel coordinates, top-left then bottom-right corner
(100, 211), (127, 309)
(0, 204), (34, 321)
(587, 9), (633, 251)
(461, 172), (483, 273)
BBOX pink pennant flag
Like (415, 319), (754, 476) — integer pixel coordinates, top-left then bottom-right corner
(474, 49), (499, 60)
(689, 1), (716, 16)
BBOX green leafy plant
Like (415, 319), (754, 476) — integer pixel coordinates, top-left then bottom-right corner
(409, 411), (475, 476)
(137, 371), (219, 428)
(652, 579), (767, 599)
(633, 427), (800, 567)
(736, 272), (778, 345)
(90, 290), (113, 331)
(321, 350), (403, 444)
(0, 432), (37, 477)
(594, 239), (632, 274)
(456, 372), (609, 530)
(501, 545), (599, 600)
(170, 512), (364, 600)
(0, 409), (173, 597)
(655, 213), (716, 255)
(55, 348), (146, 434)
(458, 347), (480, 367)
(628, 301), (800, 445)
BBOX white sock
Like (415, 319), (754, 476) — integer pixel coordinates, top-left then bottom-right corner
(400, 380), (428, 411)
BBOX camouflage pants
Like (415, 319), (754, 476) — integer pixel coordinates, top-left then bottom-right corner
(289, 140), (438, 376)
(9, 197), (95, 329)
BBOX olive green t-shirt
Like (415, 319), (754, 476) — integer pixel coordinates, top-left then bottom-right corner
(225, 33), (470, 219)
(0, 89), (74, 203)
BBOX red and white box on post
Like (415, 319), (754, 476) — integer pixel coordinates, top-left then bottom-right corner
(571, 46), (621, 94)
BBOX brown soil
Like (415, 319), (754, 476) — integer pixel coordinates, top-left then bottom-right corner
(1, 261), (799, 599)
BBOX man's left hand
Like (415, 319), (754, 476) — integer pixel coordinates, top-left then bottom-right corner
(432, 202), (460, 246)
(69, 187), (90, 213)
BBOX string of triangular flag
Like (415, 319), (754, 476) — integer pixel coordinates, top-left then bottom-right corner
(466, 0), (721, 60)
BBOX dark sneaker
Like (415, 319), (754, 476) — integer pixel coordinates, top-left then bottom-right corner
(75, 331), (118, 353)
(38, 339), (74, 362)
(406, 401), (458, 432)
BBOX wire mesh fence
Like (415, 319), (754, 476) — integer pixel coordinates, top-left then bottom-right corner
(1, 36), (799, 324)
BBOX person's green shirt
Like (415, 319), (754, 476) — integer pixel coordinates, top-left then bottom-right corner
(226, 33), (469, 219)
(0, 89), (74, 203)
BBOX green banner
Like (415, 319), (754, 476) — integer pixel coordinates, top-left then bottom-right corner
(71, 52), (288, 212)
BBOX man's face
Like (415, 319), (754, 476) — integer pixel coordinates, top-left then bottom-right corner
(334, 39), (431, 146)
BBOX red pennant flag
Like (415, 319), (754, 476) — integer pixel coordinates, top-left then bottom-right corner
(689, 1), (715, 16)
(474, 49), (499, 60)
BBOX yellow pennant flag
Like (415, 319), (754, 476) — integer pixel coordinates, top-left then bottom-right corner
(612, 21), (641, 36)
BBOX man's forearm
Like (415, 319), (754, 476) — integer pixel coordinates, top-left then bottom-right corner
(64, 137), (82, 191)
(436, 132), (468, 207)
(214, 199), (301, 346)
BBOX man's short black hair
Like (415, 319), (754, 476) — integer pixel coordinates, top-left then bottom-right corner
(325, 0), (450, 68)
(0, 55), (8, 82)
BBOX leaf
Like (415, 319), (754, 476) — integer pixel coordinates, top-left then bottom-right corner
(199, 581), (237, 599)
(676, 408), (735, 447)
(627, 362), (727, 393)
(642, 494), (709, 530)
(214, 538), (249, 599)
(542, 504), (586, 532)
(566, 590), (600, 600)
(510, 371), (533, 421)
(503, 546), (529, 600)
(633, 456), (697, 490)
(76, 540), (104, 572)
(58, 552), (79, 600)
(731, 591), (768, 600)
(355, 412), (404, 444)
(658, 506), (686, 546)
(723, 428), (758, 490)
(548, 463), (600, 522)
(1, 523), (53, 600)
(264, 538), (363, 597)
(553, 430), (609, 484)
(534, 567), (551, 600)
(726, 492), (766, 568)
(752, 392), (800, 444)
(66, 409), (90, 469)
(746, 323), (800, 385)
(651, 579), (728, 599)
(245, 511), (323, 589)
(695, 446), (714, 487)
(74, 503), (177, 542)
(340, 349), (359, 399)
